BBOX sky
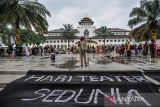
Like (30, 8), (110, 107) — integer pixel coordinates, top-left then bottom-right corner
(38, 0), (140, 30)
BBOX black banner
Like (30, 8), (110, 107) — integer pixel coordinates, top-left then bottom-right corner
(144, 70), (160, 83)
(0, 70), (160, 107)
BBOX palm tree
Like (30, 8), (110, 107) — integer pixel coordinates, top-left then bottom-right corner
(128, 0), (160, 41)
(0, 0), (51, 45)
(62, 24), (77, 49)
(96, 26), (113, 47)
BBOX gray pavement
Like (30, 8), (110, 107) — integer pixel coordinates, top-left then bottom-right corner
(0, 54), (160, 71)
(0, 54), (160, 89)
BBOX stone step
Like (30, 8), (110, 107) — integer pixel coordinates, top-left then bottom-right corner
(0, 83), (6, 88)
(0, 71), (27, 75)
(0, 75), (25, 90)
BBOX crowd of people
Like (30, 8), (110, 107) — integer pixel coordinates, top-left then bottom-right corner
(77, 40), (160, 59)
(0, 40), (160, 59)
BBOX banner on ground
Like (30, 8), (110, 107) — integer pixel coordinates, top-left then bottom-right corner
(0, 70), (160, 107)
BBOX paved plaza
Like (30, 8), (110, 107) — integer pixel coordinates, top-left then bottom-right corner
(0, 54), (160, 90)
(0, 54), (160, 71)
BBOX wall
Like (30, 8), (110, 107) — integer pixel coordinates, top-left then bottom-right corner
(77, 26), (96, 37)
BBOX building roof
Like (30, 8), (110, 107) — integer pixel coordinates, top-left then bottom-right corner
(48, 29), (64, 33)
(79, 17), (94, 25)
(90, 35), (129, 39)
(108, 28), (130, 32)
(48, 29), (78, 33)
(48, 28), (130, 34)
(45, 36), (80, 40)
(45, 35), (129, 40)
(95, 28), (130, 32)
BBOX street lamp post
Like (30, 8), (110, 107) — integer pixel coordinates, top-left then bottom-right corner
(7, 24), (12, 45)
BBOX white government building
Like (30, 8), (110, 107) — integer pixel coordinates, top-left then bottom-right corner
(44, 16), (131, 49)
(0, 16), (131, 48)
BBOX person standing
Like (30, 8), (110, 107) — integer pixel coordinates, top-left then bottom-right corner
(157, 44), (160, 57)
(79, 36), (87, 67)
(96, 46), (101, 54)
(138, 43), (143, 54)
(40, 46), (43, 56)
(127, 42), (131, 58)
(150, 40), (155, 58)
(50, 45), (55, 61)
(7, 44), (13, 57)
(25, 45), (30, 56)
(134, 44), (138, 56)
(143, 42), (149, 57)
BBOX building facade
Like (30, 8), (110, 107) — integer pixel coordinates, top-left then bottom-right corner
(44, 16), (130, 49)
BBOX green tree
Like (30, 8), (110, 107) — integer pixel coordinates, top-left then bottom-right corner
(0, 0), (51, 45)
(128, 0), (160, 41)
(96, 26), (113, 47)
(62, 24), (78, 49)
(20, 30), (45, 45)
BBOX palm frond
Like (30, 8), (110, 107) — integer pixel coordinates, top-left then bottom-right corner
(128, 17), (147, 28)
(128, 0), (160, 41)
(129, 7), (147, 18)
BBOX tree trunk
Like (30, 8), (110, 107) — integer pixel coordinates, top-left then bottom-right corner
(15, 18), (20, 46)
(151, 29), (157, 41)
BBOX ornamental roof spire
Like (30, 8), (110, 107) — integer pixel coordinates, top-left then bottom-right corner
(79, 14), (94, 26)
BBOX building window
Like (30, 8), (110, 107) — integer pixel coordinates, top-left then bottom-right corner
(106, 40), (109, 42)
(116, 33), (119, 35)
(61, 40), (63, 43)
(57, 40), (59, 43)
(54, 41), (56, 43)
(54, 45), (56, 48)
(114, 40), (117, 42)
(55, 34), (57, 36)
(50, 41), (52, 43)
(99, 40), (101, 42)
(122, 40), (124, 42)
(52, 34), (54, 36)
(65, 40), (67, 43)
(110, 40), (113, 42)
(46, 41), (48, 43)
(118, 40), (120, 42)
(57, 45), (60, 48)
(72, 40), (74, 43)
(126, 40), (128, 42)
(123, 33), (126, 35)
